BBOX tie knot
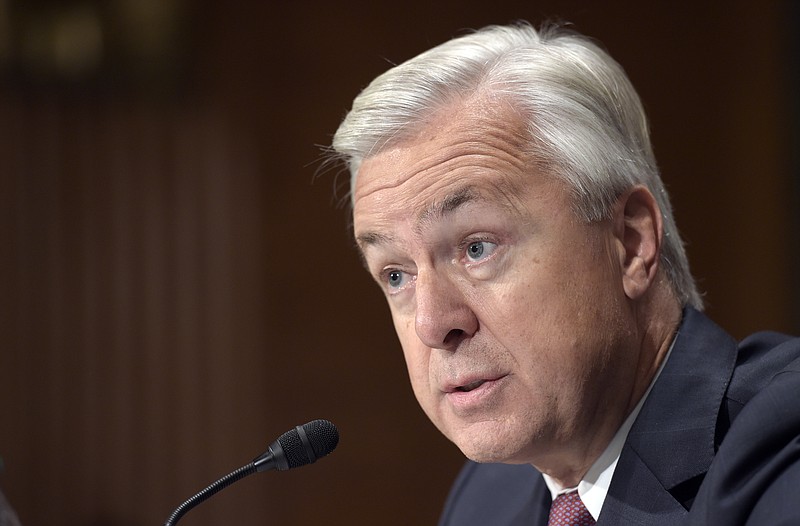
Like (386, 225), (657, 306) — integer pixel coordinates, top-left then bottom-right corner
(547, 491), (595, 526)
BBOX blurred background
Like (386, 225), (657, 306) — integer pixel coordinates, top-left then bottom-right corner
(1, 0), (798, 524)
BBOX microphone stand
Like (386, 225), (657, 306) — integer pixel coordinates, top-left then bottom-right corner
(164, 462), (258, 526)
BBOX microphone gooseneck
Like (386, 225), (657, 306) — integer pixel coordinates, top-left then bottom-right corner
(164, 419), (339, 526)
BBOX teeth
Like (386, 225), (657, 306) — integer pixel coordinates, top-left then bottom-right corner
(457, 380), (485, 392)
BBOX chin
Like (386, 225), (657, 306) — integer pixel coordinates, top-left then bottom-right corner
(448, 420), (533, 465)
(458, 440), (530, 465)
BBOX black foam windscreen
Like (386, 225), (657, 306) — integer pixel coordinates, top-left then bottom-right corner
(277, 419), (339, 469)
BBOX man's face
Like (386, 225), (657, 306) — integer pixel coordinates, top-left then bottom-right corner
(352, 97), (640, 470)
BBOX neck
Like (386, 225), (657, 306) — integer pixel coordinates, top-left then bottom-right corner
(538, 290), (683, 487)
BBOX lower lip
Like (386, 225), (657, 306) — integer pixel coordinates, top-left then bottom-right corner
(445, 376), (506, 411)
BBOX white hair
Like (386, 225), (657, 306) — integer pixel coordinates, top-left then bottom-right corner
(332, 22), (702, 309)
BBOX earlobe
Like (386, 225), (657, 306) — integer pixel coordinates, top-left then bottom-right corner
(616, 186), (663, 300)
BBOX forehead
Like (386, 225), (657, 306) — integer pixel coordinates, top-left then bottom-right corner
(352, 96), (544, 227)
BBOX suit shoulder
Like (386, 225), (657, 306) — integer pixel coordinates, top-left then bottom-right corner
(727, 331), (800, 407)
(690, 354), (800, 525)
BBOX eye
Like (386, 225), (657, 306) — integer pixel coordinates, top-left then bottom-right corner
(384, 269), (413, 292)
(465, 240), (497, 263)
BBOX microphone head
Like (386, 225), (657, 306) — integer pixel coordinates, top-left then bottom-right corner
(302, 419), (340, 460)
(280, 419), (340, 469)
(259, 419), (339, 471)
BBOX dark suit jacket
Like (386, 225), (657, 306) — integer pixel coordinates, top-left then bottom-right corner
(438, 308), (800, 525)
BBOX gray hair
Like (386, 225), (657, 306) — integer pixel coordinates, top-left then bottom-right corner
(332, 22), (702, 309)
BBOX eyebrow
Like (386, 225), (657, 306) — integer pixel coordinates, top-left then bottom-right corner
(355, 230), (394, 248)
(416, 186), (481, 229)
(355, 185), (482, 252)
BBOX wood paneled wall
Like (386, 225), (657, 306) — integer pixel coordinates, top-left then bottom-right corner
(1, 100), (271, 523)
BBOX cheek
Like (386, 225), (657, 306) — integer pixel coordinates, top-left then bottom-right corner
(479, 272), (557, 343)
(392, 323), (444, 427)
(400, 344), (428, 384)
(511, 241), (619, 325)
(400, 343), (440, 426)
(485, 258), (620, 378)
(392, 314), (433, 393)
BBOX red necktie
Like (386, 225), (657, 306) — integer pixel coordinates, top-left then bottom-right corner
(547, 491), (596, 526)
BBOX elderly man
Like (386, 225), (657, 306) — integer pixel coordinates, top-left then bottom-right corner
(331, 23), (800, 525)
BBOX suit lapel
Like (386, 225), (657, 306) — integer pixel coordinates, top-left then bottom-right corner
(598, 308), (738, 524)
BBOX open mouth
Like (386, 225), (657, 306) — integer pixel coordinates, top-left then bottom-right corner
(456, 379), (487, 392)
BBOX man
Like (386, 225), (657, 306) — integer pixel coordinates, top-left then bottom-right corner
(331, 23), (800, 524)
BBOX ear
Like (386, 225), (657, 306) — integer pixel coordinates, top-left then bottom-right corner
(613, 186), (663, 300)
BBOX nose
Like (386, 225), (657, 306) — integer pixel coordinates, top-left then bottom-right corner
(414, 270), (478, 351)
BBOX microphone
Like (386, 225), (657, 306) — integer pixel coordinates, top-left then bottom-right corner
(164, 419), (339, 526)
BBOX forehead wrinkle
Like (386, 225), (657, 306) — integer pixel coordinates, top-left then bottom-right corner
(355, 111), (528, 202)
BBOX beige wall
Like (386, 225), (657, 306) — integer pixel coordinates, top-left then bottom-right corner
(1, 1), (796, 524)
